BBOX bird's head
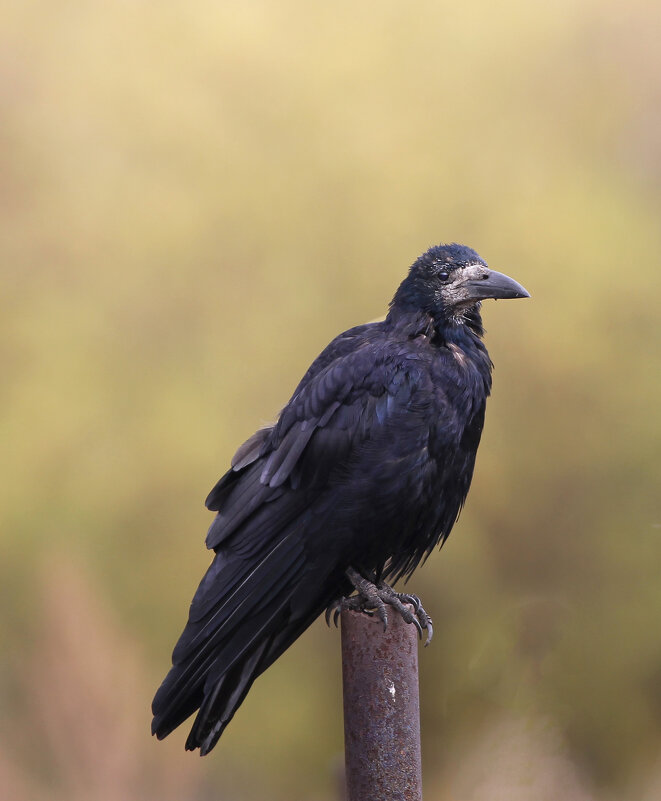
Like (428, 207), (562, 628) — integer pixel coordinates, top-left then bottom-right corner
(391, 243), (530, 326)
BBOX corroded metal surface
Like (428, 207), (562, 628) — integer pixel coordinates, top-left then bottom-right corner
(341, 608), (422, 801)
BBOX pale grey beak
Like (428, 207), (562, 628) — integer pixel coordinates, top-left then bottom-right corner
(464, 269), (530, 301)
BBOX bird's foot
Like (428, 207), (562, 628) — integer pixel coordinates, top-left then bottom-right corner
(325, 567), (433, 646)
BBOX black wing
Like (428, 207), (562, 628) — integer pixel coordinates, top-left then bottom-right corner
(151, 330), (442, 753)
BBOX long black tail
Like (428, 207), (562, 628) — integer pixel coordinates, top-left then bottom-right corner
(151, 527), (329, 754)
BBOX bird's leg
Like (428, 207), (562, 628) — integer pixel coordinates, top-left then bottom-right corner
(325, 567), (433, 646)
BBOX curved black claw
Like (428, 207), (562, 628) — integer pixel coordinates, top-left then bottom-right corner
(394, 591), (433, 646)
(325, 594), (373, 629)
(396, 592), (421, 614)
(326, 568), (434, 645)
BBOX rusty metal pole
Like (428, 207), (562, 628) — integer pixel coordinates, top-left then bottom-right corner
(341, 608), (422, 801)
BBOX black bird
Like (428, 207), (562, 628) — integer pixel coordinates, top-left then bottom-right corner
(151, 243), (529, 754)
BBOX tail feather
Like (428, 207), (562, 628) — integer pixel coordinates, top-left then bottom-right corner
(187, 638), (270, 754)
(151, 525), (312, 748)
(188, 591), (330, 755)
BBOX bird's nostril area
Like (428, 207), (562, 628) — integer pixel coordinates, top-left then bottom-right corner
(482, 273), (489, 280)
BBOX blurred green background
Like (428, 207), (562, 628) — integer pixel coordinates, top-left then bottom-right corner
(2, 1), (661, 799)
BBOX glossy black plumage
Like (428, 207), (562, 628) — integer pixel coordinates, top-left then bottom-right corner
(151, 243), (529, 754)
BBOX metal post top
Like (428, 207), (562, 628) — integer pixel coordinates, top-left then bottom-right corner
(341, 608), (423, 801)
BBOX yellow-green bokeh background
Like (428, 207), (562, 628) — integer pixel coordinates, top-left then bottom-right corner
(3, 1), (661, 799)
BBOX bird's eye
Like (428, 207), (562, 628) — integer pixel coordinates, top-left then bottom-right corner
(438, 271), (450, 282)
